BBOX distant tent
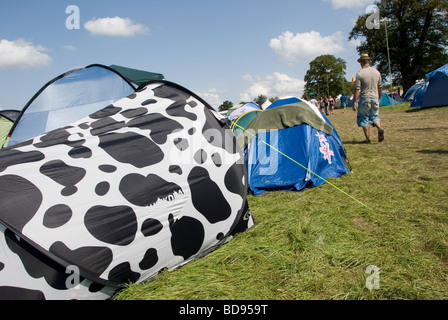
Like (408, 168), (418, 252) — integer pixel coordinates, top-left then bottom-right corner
(403, 82), (425, 102)
(0, 110), (20, 148)
(109, 65), (164, 85)
(225, 103), (244, 116)
(8, 64), (137, 147)
(346, 94), (357, 108)
(242, 98), (351, 195)
(379, 92), (400, 106)
(227, 102), (262, 121)
(0, 79), (254, 299)
(266, 97), (302, 110)
(421, 64), (448, 108)
(261, 100), (271, 110)
(410, 64), (448, 108)
(230, 109), (263, 138)
(390, 93), (403, 103)
(410, 84), (427, 108)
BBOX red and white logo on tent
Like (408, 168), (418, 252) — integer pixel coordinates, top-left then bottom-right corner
(316, 132), (334, 164)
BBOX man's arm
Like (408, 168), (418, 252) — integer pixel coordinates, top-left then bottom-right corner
(353, 89), (360, 111)
(353, 73), (361, 111)
(378, 71), (383, 100)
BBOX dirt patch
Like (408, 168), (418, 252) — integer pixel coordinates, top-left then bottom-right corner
(353, 217), (376, 233)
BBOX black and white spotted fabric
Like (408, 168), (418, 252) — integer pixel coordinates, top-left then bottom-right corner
(0, 81), (254, 300)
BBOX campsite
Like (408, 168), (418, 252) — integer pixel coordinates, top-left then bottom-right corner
(115, 102), (448, 300)
(1, 74), (448, 301)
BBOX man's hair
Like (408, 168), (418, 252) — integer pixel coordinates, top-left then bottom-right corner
(360, 59), (370, 67)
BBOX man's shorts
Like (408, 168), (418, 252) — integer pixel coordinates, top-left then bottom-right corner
(357, 97), (380, 127)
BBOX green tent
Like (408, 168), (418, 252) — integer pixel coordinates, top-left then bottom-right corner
(230, 109), (262, 138)
(0, 110), (20, 148)
(109, 65), (164, 86)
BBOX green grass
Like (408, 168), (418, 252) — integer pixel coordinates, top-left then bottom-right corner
(114, 103), (448, 300)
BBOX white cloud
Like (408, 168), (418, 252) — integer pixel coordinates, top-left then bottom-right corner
(328, 0), (374, 9)
(269, 31), (346, 63)
(63, 45), (76, 51)
(240, 72), (306, 102)
(242, 74), (253, 82)
(349, 38), (362, 48)
(84, 16), (150, 37)
(0, 39), (51, 70)
(196, 88), (224, 110)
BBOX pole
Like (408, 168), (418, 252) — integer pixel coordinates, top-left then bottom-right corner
(384, 18), (394, 105)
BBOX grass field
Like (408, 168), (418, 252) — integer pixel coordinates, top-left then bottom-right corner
(114, 102), (448, 300)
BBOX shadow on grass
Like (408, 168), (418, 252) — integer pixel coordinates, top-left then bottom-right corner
(417, 149), (448, 155)
(405, 105), (448, 113)
(400, 127), (448, 132)
(343, 140), (373, 145)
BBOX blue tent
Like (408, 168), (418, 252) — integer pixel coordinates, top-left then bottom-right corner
(266, 97), (303, 110)
(421, 64), (448, 108)
(403, 82), (424, 102)
(410, 64), (448, 108)
(410, 84), (427, 108)
(379, 92), (400, 106)
(8, 64), (137, 147)
(243, 98), (351, 195)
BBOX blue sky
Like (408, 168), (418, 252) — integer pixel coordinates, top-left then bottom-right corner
(0, 0), (375, 110)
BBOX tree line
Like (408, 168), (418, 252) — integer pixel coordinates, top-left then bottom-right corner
(219, 0), (447, 110)
(219, 96), (279, 112)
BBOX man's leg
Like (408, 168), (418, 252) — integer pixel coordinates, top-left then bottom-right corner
(357, 98), (371, 143)
(362, 126), (370, 143)
(372, 121), (384, 142)
(370, 98), (384, 142)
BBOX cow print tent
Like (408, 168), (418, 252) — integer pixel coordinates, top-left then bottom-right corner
(0, 77), (254, 300)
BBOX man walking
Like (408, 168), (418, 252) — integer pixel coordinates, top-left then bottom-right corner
(353, 53), (385, 143)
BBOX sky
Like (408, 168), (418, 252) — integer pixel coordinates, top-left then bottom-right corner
(0, 0), (376, 110)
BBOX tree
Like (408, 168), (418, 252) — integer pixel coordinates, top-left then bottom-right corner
(349, 0), (448, 94)
(254, 94), (267, 106)
(304, 55), (350, 99)
(218, 100), (233, 112)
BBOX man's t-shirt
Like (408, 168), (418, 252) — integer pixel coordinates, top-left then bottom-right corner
(355, 66), (383, 99)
